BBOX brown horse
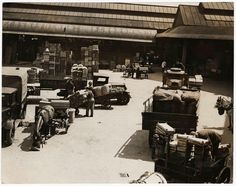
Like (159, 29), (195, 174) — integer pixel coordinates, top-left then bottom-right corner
(32, 105), (55, 149)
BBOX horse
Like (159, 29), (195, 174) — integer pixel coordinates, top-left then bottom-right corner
(215, 96), (233, 130)
(32, 105), (55, 149)
(67, 90), (88, 115)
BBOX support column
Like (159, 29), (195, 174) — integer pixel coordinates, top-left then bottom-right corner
(181, 39), (187, 65)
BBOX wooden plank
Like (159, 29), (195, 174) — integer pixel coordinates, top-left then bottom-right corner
(180, 6), (188, 25)
(142, 112), (198, 131)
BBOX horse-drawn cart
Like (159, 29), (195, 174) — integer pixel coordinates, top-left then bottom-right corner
(153, 123), (231, 183)
(32, 100), (74, 150)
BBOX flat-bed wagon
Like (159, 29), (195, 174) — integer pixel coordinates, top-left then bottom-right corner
(153, 123), (231, 183)
(142, 87), (200, 147)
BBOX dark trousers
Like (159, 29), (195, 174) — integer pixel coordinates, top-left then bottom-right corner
(86, 99), (95, 117)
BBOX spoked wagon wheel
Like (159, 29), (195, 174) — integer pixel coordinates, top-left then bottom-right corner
(216, 167), (230, 183)
(5, 127), (15, 146)
(103, 99), (111, 109)
(3, 120), (16, 147)
(118, 92), (130, 105)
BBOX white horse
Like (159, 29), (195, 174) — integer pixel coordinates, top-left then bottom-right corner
(215, 96), (233, 130)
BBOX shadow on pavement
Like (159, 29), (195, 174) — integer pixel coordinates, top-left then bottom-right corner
(201, 78), (233, 97)
(19, 134), (33, 152)
(19, 126), (34, 152)
(114, 130), (152, 162)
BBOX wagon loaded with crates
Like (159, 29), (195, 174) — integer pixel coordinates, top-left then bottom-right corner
(153, 123), (231, 183)
(142, 86), (200, 147)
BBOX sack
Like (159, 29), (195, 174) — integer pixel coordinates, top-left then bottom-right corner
(101, 84), (110, 96)
(153, 88), (174, 101)
(181, 91), (200, 103)
(93, 86), (102, 97)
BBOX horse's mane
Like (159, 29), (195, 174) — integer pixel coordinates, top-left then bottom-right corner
(216, 96), (232, 109)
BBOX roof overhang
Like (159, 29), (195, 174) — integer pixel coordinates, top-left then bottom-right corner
(3, 20), (157, 43)
(156, 25), (234, 40)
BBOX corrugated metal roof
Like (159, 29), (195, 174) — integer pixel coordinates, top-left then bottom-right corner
(3, 7), (174, 23)
(3, 20), (157, 43)
(156, 25), (233, 40)
(14, 2), (177, 14)
(3, 7), (174, 30)
(201, 2), (234, 11)
(205, 14), (233, 22)
(177, 5), (233, 27)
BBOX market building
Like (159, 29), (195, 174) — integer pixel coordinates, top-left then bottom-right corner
(2, 2), (234, 80)
(2, 2), (177, 72)
(156, 2), (234, 80)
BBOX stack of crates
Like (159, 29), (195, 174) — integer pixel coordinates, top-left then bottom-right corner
(60, 51), (67, 75)
(48, 51), (56, 76)
(92, 44), (99, 72)
(41, 42), (73, 76)
(80, 44), (99, 77)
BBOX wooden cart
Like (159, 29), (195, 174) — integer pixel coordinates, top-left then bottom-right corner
(153, 126), (231, 183)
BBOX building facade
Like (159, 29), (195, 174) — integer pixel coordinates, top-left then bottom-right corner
(2, 2), (177, 70)
(157, 2), (234, 80)
(2, 2), (234, 80)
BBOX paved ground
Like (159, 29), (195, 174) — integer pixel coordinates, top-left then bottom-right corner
(1, 69), (233, 183)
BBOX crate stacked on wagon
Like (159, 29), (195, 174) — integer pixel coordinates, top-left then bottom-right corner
(153, 127), (231, 183)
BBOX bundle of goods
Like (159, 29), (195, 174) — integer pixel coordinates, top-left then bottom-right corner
(93, 86), (102, 97)
(176, 134), (193, 152)
(188, 75), (203, 88)
(93, 84), (111, 97)
(187, 136), (209, 146)
(169, 140), (178, 152)
(155, 122), (175, 136)
(181, 91), (200, 103)
(152, 123), (175, 157)
(101, 84), (111, 96)
(152, 87), (200, 114)
(68, 90), (87, 108)
(71, 64), (88, 81)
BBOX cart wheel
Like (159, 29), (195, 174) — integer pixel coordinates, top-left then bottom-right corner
(21, 107), (27, 119)
(216, 167), (230, 183)
(5, 128), (14, 146)
(103, 99), (111, 109)
(118, 92), (130, 105)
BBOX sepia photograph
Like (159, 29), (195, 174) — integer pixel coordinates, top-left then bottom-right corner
(1, 1), (234, 184)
